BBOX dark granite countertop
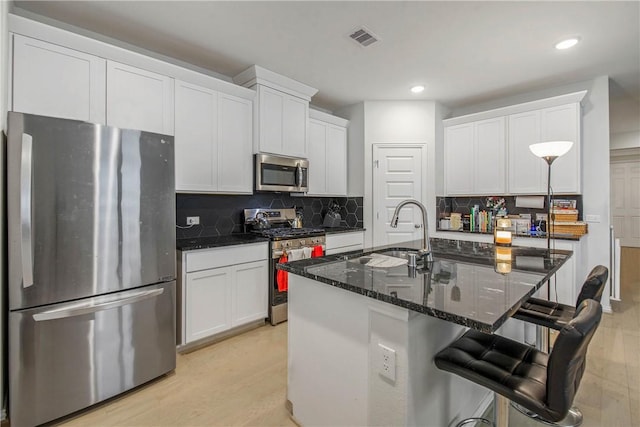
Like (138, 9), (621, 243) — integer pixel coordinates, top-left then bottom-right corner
(177, 234), (270, 251)
(277, 238), (572, 333)
(322, 226), (365, 234)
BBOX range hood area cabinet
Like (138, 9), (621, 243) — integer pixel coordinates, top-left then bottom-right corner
(174, 80), (254, 194)
(11, 34), (174, 136)
(442, 91), (585, 196)
(234, 65), (318, 158)
(307, 109), (349, 196)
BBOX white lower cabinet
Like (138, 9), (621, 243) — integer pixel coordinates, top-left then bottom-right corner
(179, 242), (268, 346)
(325, 231), (364, 255)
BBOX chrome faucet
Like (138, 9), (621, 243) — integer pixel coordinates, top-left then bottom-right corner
(390, 199), (433, 263)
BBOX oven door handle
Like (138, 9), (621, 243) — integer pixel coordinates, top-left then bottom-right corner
(273, 245), (325, 258)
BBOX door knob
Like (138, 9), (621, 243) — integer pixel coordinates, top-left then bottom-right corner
(414, 224), (421, 229)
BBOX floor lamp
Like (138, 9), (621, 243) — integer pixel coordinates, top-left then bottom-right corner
(526, 141), (583, 426)
(529, 140), (574, 251)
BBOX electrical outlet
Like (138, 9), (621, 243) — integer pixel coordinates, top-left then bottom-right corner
(186, 216), (200, 225)
(377, 343), (396, 382)
(585, 214), (601, 223)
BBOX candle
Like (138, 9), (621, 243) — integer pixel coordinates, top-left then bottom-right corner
(495, 230), (512, 245)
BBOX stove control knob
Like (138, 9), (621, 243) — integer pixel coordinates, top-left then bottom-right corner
(300, 240), (305, 245)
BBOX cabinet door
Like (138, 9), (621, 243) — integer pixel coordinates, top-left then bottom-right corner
(175, 81), (217, 192)
(541, 103), (580, 194)
(107, 61), (174, 135)
(475, 117), (506, 194)
(258, 86), (284, 154)
(445, 123), (474, 194)
(185, 267), (232, 343)
(508, 111), (545, 194)
(282, 95), (308, 157)
(232, 260), (268, 326)
(12, 35), (106, 123)
(217, 93), (253, 193)
(326, 125), (347, 195)
(307, 119), (327, 194)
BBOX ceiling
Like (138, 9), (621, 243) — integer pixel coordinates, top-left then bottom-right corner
(11, 1), (640, 126)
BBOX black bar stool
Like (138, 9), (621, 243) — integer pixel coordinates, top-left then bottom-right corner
(434, 299), (602, 427)
(513, 265), (608, 330)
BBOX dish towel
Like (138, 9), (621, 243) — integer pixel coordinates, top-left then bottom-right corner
(312, 245), (324, 257)
(288, 248), (307, 261)
(276, 254), (288, 292)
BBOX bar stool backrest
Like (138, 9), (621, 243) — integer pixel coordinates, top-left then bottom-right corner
(546, 299), (602, 420)
(575, 265), (609, 307)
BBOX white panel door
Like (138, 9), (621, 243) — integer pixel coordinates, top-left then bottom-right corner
(308, 119), (327, 194)
(12, 34), (106, 123)
(217, 93), (253, 193)
(541, 103), (580, 194)
(106, 61), (174, 135)
(326, 125), (347, 195)
(508, 111), (545, 194)
(475, 117), (506, 194)
(445, 123), (474, 194)
(185, 267), (232, 343)
(174, 81), (217, 192)
(283, 95), (308, 157)
(232, 261), (268, 326)
(611, 160), (640, 247)
(373, 145), (425, 246)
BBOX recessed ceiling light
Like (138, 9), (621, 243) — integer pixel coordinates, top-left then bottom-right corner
(411, 85), (425, 93)
(555, 37), (580, 50)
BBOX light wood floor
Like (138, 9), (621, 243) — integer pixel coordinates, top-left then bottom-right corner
(58, 248), (640, 427)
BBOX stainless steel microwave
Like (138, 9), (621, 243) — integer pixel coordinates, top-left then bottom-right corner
(255, 154), (309, 192)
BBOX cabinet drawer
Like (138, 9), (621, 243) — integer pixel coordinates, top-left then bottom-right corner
(186, 242), (268, 272)
(326, 232), (364, 250)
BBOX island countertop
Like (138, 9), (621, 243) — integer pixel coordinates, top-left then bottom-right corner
(277, 238), (572, 333)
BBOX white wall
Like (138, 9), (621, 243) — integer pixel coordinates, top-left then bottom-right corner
(611, 130), (640, 150)
(449, 76), (612, 310)
(0, 0), (8, 420)
(336, 101), (439, 247)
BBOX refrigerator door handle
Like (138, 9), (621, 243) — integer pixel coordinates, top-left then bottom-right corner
(32, 288), (165, 321)
(21, 133), (34, 288)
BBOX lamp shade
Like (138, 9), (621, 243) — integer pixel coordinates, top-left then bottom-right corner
(529, 141), (573, 158)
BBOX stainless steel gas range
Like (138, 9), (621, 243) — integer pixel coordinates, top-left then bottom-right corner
(244, 208), (325, 325)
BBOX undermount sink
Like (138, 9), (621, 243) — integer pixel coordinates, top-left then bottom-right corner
(376, 249), (420, 260)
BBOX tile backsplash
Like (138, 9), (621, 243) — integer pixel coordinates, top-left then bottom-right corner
(176, 193), (363, 239)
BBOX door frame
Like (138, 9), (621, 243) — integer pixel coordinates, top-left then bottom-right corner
(372, 143), (428, 247)
(610, 151), (640, 248)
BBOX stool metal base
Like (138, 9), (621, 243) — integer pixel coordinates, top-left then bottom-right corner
(456, 417), (494, 427)
(511, 402), (583, 427)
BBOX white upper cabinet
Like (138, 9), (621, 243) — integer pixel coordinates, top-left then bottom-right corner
(445, 117), (505, 195)
(175, 81), (218, 192)
(508, 103), (580, 194)
(106, 61), (175, 135)
(444, 92), (584, 196)
(256, 85), (308, 158)
(541, 103), (580, 194)
(217, 93), (253, 193)
(307, 110), (348, 196)
(174, 80), (253, 194)
(234, 65), (318, 158)
(11, 34), (106, 123)
(508, 111), (544, 194)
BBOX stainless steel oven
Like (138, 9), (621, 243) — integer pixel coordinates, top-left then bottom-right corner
(255, 154), (308, 192)
(269, 234), (325, 325)
(244, 208), (325, 325)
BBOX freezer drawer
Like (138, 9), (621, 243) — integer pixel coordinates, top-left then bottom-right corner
(9, 281), (176, 427)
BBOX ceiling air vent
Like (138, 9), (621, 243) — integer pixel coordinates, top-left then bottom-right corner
(348, 26), (380, 47)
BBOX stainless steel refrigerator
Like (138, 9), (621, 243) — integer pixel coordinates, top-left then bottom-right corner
(7, 112), (177, 427)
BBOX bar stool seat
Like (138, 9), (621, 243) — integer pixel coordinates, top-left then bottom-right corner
(513, 265), (608, 331)
(435, 299), (602, 426)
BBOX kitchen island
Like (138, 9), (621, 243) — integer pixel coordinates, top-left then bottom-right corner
(278, 238), (571, 426)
